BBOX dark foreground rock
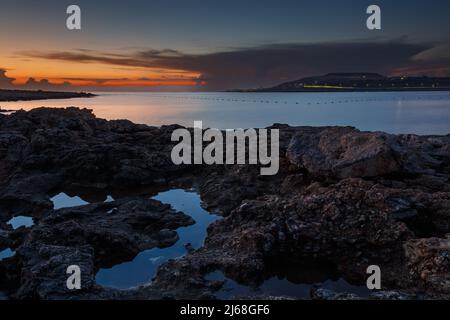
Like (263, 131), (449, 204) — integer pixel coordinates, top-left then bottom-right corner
(13, 198), (193, 299)
(0, 107), (449, 300)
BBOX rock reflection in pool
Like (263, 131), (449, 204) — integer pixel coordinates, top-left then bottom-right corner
(7, 216), (34, 229)
(95, 189), (221, 289)
(0, 248), (15, 261)
(206, 271), (371, 299)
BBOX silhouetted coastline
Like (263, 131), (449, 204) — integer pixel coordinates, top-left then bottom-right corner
(0, 89), (95, 102)
(234, 73), (450, 92)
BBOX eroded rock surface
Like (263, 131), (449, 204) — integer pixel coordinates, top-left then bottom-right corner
(0, 107), (449, 300)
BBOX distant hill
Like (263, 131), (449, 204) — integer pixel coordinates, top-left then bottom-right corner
(237, 73), (450, 92)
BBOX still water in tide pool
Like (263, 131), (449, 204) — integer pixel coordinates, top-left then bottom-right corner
(95, 189), (220, 289)
(42, 189), (370, 298)
(0, 248), (15, 261)
(2, 91), (450, 135)
(205, 271), (371, 299)
(89, 189), (368, 298)
(7, 216), (34, 229)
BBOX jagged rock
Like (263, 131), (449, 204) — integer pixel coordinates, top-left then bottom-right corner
(310, 287), (361, 300)
(369, 291), (418, 300)
(286, 127), (401, 178)
(24, 198), (194, 268)
(14, 244), (96, 299)
(0, 108), (449, 300)
(286, 126), (450, 179)
(404, 235), (450, 294)
(6, 196), (195, 299)
(0, 108), (186, 196)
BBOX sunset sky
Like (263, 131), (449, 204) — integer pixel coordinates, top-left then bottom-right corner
(1, 0), (450, 91)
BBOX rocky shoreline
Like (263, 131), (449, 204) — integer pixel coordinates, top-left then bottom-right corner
(0, 89), (95, 102)
(0, 107), (449, 300)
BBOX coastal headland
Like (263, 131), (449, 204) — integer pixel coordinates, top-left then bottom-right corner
(235, 73), (450, 92)
(0, 89), (95, 102)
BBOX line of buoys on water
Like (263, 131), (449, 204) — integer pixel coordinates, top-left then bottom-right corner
(148, 94), (450, 106)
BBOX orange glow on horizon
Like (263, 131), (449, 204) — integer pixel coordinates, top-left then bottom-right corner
(5, 69), (203, 88)
(1, 50), (203, 88)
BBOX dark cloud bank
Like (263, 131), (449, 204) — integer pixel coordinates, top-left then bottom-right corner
(4, 40), (450, 91)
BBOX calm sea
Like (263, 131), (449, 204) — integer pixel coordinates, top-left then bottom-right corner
(2, 91), (450, 135)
